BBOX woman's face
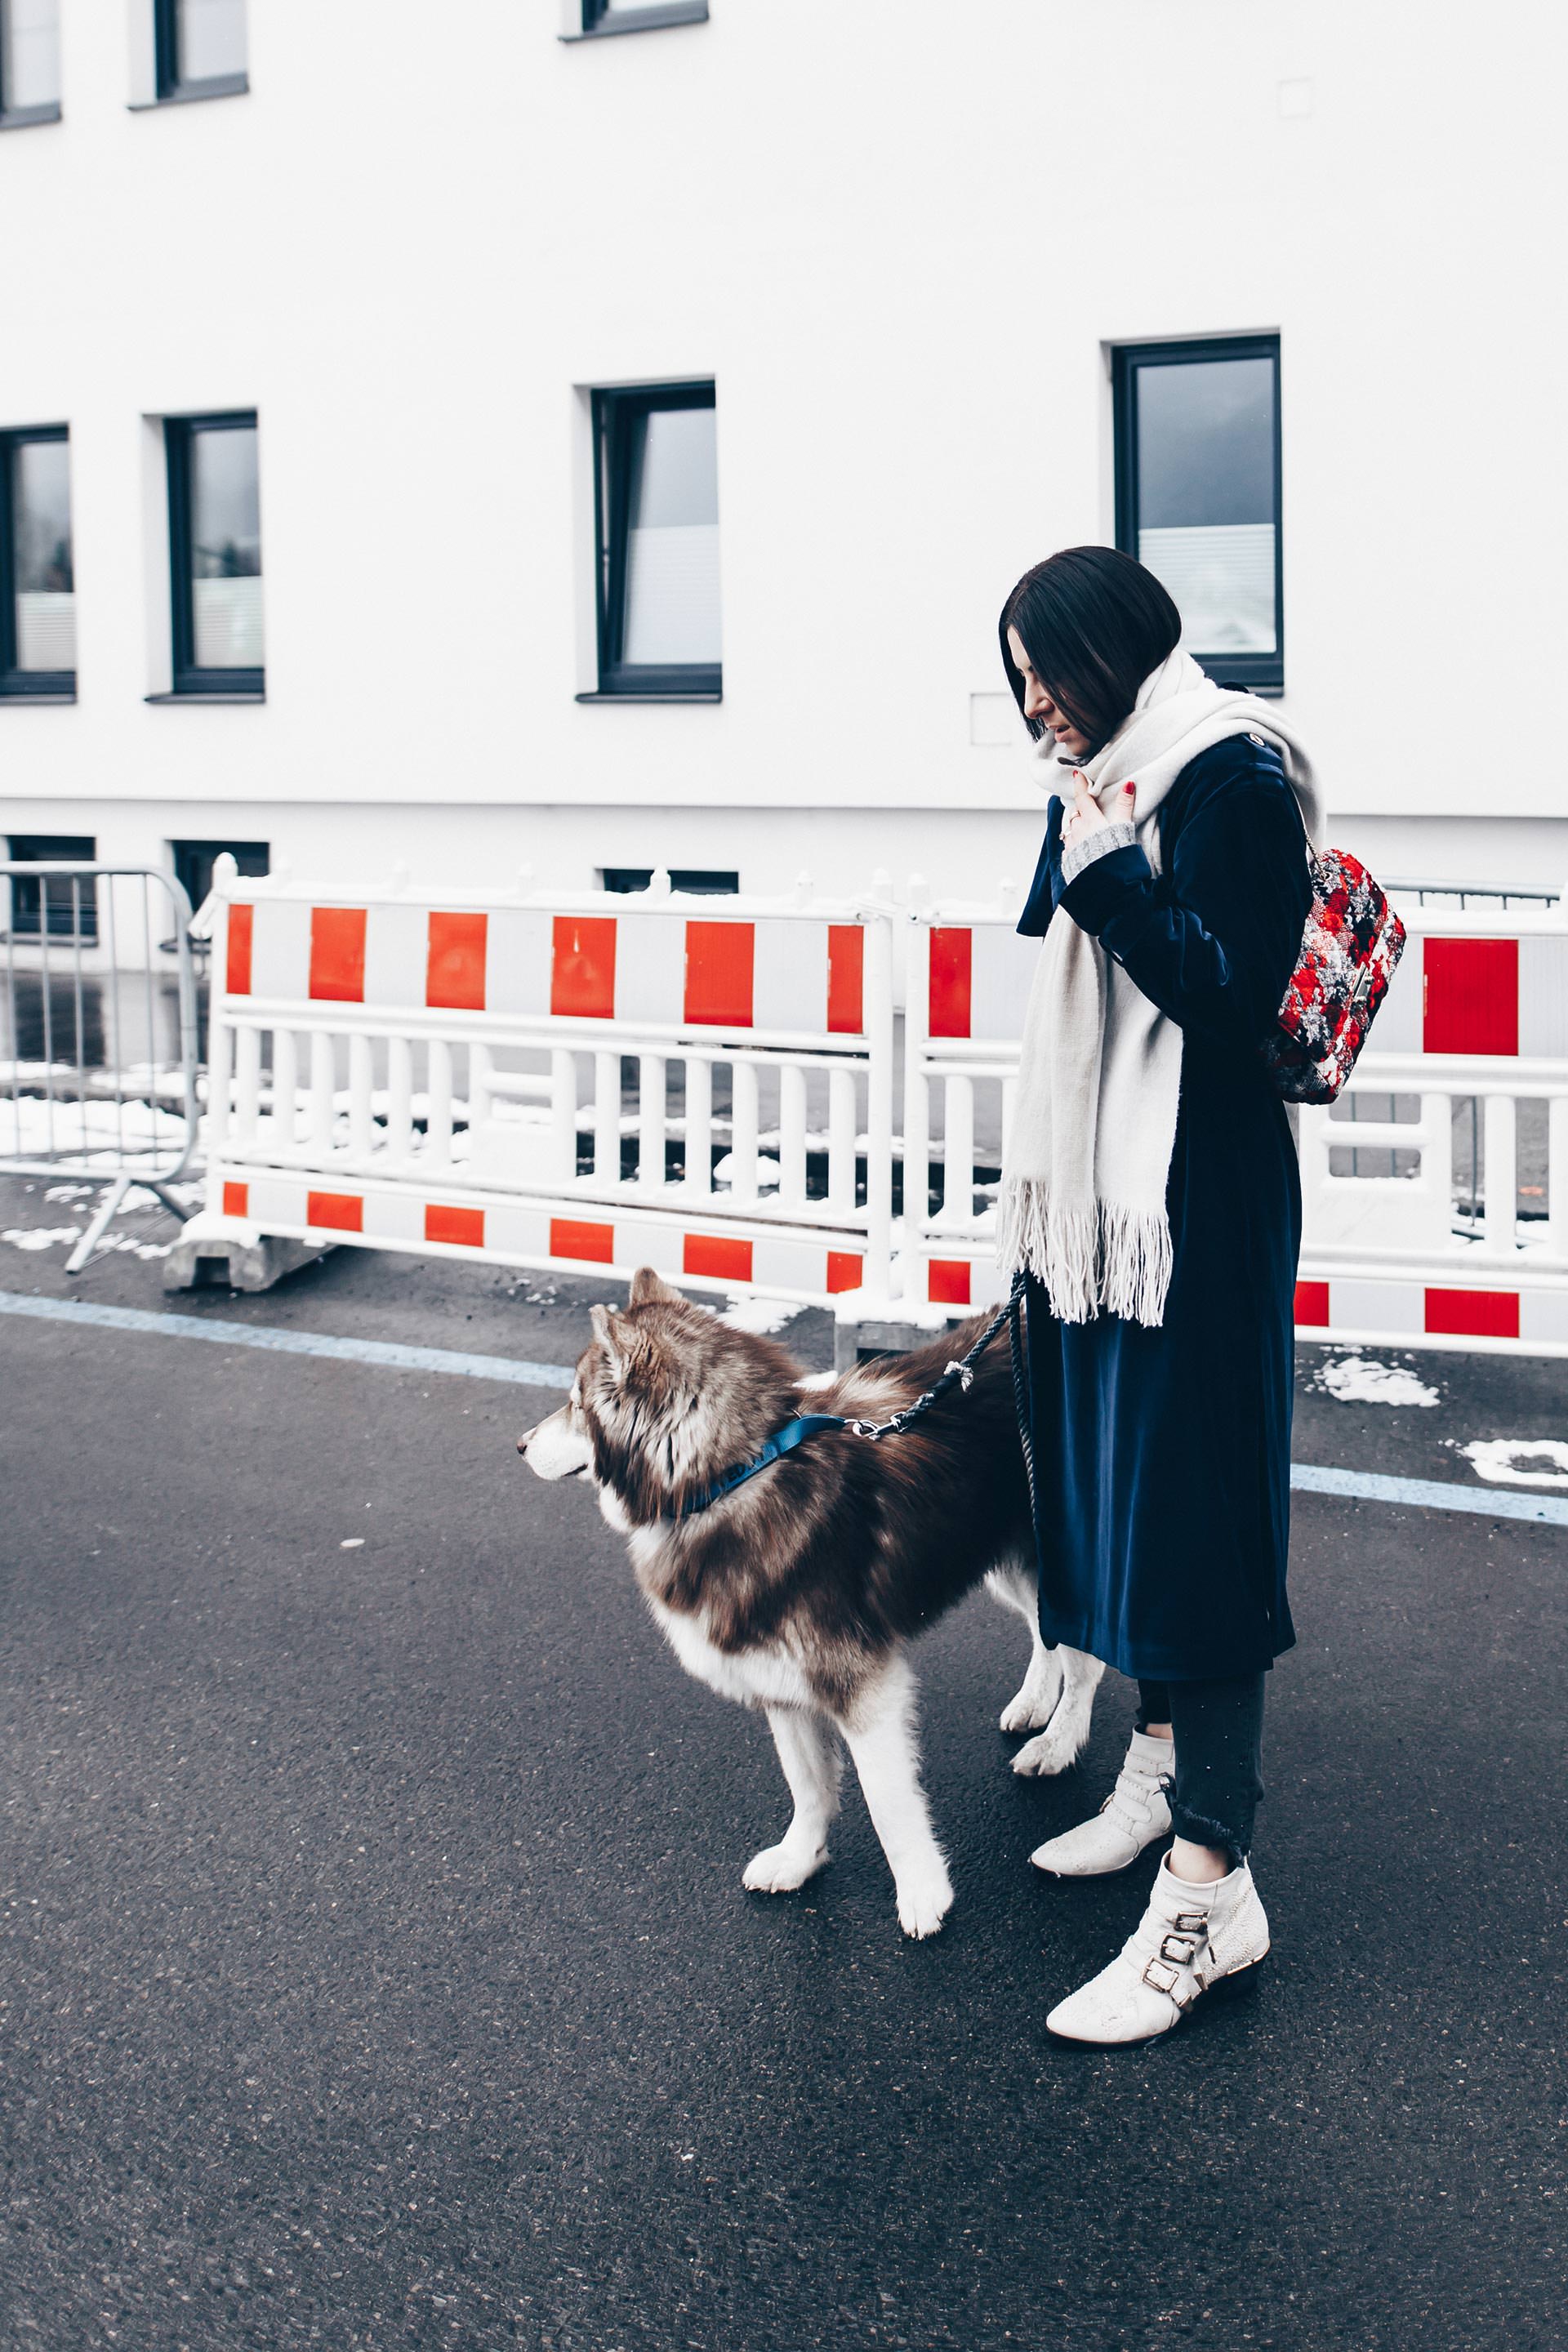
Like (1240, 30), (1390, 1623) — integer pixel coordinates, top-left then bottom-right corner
(1006, 627), (1093, 757)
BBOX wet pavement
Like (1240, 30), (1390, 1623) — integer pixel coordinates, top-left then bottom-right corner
(1, 1174), (1564, 2350)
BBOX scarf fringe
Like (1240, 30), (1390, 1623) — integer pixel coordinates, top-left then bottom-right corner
(995, 1179), (1174, 1329)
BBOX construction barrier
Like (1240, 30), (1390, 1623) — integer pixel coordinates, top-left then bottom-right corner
(184, 860), (895, 1310)
(899, 886), (1568, 1355)
(180, 860), (1568, 1355)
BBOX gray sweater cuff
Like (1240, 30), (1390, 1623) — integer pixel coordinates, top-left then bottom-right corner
(1060, 817), (1138, 886)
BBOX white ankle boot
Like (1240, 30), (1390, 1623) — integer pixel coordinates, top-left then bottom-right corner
(1045, 1855), (1271, 2047)
(1030, 1729), (1173, 1877)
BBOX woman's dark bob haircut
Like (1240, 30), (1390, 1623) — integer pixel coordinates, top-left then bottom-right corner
(1000, 546), (1182, 754)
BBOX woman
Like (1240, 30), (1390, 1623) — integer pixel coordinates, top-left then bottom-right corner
(997, 546), (1316, 2047)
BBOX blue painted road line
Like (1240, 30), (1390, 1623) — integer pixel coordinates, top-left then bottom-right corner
(0, 1290), (572, 1392)
(1290, 1461), (1568, 1527)
(3, 1290), (1566, 1522)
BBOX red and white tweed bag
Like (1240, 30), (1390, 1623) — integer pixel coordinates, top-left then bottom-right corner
(1261, 847), (1407, 1104)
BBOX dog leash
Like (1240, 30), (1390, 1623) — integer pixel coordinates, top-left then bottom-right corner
(669, 1272), (1031, 1519)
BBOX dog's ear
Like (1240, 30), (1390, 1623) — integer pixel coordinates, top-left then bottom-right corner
(590, 1301), (632, 1375)
(627, 1265), (681, 1308)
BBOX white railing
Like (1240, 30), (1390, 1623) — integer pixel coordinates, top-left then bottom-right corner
(185, 862), (1568, 1353)
(189, 861), (897, 1311)
(898, 887), (1568, 1353)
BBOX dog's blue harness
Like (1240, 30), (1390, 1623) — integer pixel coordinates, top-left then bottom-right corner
(666, 1274), (1031, 1521)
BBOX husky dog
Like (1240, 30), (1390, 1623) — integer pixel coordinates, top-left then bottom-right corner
(518, 1268), (1103, 1938)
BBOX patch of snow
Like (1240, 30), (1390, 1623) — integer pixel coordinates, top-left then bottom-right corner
(0, 1095), (186, 1156)
(716, 1295), (802, 1336)
(1459, 1437), (1568, 1489)
(41, 1178), (185, 1214)
(340, 1537), (366, 1549)
(1315, 1352), (1440, 1407)
(1, 1225), (172, 1260)
(711, 1152), (782, 1189)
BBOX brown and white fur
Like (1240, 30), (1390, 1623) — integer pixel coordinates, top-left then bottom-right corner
(517, 1267), (1103, 1938)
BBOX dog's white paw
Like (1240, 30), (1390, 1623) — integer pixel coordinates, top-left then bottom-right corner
(895, 1869), (954, 1940)
(743, 1842), (826, 1895)
(1010, 1724), (1085, 1777)
(999, 1687), (1056, 1734)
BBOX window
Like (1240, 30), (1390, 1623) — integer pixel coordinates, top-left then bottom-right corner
(570, 1), (708, 38)
(1113, 336), (1282, 692)
(7, 835), (96, 941)
(154, 0), (247, 101)
(164, 413), (264, 697)
(0, 427), (74, 697)
(587, 385), (720, 700)
(0, 0), (60, 125)
(172, 838), (268, 917)
(601, 868), (737, 895)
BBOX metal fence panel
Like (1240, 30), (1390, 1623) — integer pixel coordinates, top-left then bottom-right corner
(1, 863), (199, 1272)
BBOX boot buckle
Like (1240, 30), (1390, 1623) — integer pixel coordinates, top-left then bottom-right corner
(1157, 1930), (1201, 1966)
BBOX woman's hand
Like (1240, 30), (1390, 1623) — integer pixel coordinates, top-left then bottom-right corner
(1060, 770), (1137, 857)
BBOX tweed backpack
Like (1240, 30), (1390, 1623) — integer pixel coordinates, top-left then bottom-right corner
(1260, 844), (1407, 1104)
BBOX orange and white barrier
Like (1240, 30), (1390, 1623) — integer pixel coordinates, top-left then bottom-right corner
(188, 862), (895, 1312)
(187, 861), (1568, 1355)
(223, 895), (871, 1039)
(899, 889), (1568, 1355)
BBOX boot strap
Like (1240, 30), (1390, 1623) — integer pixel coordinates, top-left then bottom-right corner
(1140, 1923), (1208, 2002)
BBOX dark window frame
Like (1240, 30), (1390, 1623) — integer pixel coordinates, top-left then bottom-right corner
(601, 867), (737, 896)
(0, 0), (62, 125)
(566, 0), (708, 39)
(164, 411), (264, 700)
(6, 834), (97, 941)
(171, 837), (269, 918)
(0, 423), (74, 700)
(152, 0), (248, 103)
(1112, 334), (1283, 694)
(586, 382), (721, 703)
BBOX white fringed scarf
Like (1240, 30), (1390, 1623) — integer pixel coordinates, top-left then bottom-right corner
(996, 648), (1321, 1326)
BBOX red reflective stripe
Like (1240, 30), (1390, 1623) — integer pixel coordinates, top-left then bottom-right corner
(306, 1191), (363, 1233)
(826, 1250), (864, 1294)
(929, 930), (972, 1038)
(427, 911), (488, 1011)
(310, 906), (367, 1003)
(550, 1217), (615, 1263)
(1294, 1280), (1330, 1327)
(684, 921), (755, 1027)
(225, 902), (253, 996)
(684, 1232), (753, 1281)
(1423, 938), (1518, 1056)
(222, 1180), (249, 1218)
(826, 924), (865, 1034)
(1424, 1287), (1519, 1339)
(550, 915), (617, 1019)
(928, 1258), (971, 1305)
(425, 1203), (484, 1248)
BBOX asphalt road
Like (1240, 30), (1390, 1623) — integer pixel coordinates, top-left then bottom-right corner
(2, 1178), (1566, 2350)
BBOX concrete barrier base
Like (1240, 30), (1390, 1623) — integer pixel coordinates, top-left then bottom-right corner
(163, 1216), (334, 1294)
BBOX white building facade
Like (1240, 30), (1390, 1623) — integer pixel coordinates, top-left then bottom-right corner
(3, 0), (1566, 924)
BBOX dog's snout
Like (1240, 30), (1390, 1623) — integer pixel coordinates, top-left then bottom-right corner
(516, 1427), (533, 1456)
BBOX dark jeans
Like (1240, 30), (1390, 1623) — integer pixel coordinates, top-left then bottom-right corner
(1135, 1673), (1266, 1864)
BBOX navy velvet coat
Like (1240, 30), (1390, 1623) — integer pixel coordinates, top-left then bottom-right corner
(1018, 733), (1312, 1682)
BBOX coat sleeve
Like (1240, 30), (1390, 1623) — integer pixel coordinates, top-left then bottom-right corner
(1055, 774), (1310, 1044)
(1015, 796), (1065, 939)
